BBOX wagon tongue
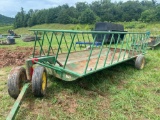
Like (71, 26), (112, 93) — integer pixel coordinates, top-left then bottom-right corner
(6, 83), (30, 120)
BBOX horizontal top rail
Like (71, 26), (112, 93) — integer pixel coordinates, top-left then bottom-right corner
(29, 29), (149, 34)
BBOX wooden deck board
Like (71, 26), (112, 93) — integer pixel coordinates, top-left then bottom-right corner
(56, 48), (138, 74)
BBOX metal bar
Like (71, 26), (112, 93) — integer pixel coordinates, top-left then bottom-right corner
(126, 33), (132, 57)
(55, 32), (62, 53)
(84, 34), (97, 74)
(81, 57), (136, 77)
(122, 33), (130, 60)
(94, 34), (106, 70)
(55, 32), (64, 60)
(64, 33), (69, 51)
(87, 34), (91, 44)
(6, 83), (30, 120)
(138, 34), (143, 54)
(103, 34), (114, 67)
(29, 29), (147, 34)
(70, 33), (76, 51)
(110, 34), (120, 64)
(39, 31), (46, 56)
(131, 33), (138, 57)
(82, 33), (86, 47)
(132, 33), (139, 54)
(76, 34), (82, 50)
(47, 32), (54, 56)
(32, 31), (38, 57)
(63, 33), (76, 69)
(117, 34), (125, 62)
(35, 61), (81, 77)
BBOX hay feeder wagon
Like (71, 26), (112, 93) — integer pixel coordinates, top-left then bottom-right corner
(7, 29), (150, 119)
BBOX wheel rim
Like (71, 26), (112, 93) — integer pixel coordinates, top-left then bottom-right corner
(140, 58), (145, 69)
(42, 72), (47, 91)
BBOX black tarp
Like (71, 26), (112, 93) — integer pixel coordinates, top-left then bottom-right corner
(93, 22), (126, 43)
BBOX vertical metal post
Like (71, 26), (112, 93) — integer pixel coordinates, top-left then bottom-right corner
(32, 31), (38, 57)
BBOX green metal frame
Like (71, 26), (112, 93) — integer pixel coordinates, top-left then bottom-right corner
(25, 29), (150, 81)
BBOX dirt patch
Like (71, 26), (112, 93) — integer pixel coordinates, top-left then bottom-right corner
(0, 47), (34, 68)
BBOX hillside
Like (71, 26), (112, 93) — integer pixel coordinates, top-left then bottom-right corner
(1, 22), (160, 35)
(0, 14), (14, 24)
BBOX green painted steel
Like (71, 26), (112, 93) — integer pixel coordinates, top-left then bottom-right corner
(84, 34), (97, 74)
(28, 29), (150, 81)
(6, 83), (30, 120)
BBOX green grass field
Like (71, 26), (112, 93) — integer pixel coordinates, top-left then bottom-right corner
(0, 22), (160, 120)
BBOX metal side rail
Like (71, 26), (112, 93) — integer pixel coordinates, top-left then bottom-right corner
(6, 83), (31, 120)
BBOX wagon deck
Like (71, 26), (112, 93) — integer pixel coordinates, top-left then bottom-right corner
(57, 48), (138, 74)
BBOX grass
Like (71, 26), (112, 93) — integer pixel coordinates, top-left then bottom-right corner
(1, 47), (160, 119)
(0, 23), (160, 119)
(0, 25), (13, 34)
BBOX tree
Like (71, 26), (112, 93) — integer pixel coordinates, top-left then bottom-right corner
(14, 8), (25, 28)
(27, 14), (37, 27)
(121, 1), (143, 21)
(76, 2), (89, 13)
(79, 8), (96, 24)
(57, 10), (71, 24)
(140, 9), (156, 22)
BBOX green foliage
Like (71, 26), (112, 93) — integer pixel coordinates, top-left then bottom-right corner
(57, 10), (72, 24)
(76, 25), (81, 30)
(84, 24), (89, 30)
(79, 8), (97, 24)
(0, 14), (14, 25)
(125, 22), (136, 29)
(0, 25), (13, 34)
(136, 23), (146, 29)
(140, 9), (156, 22)
(13, 1), (160, 28)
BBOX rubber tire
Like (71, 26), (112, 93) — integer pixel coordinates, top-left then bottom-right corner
(32, 66), (47, 97)
(8, 67), (27, 99)
(135, 55), (145, 70)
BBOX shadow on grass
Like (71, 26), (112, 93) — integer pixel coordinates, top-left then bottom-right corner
(46, 62), (134, 98)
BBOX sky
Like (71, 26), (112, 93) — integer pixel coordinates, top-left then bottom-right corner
(0, 0), (154, 18)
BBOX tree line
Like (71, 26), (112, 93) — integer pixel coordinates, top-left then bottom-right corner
(14, 0), (159, 28)
(0, 14), (14, 25)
